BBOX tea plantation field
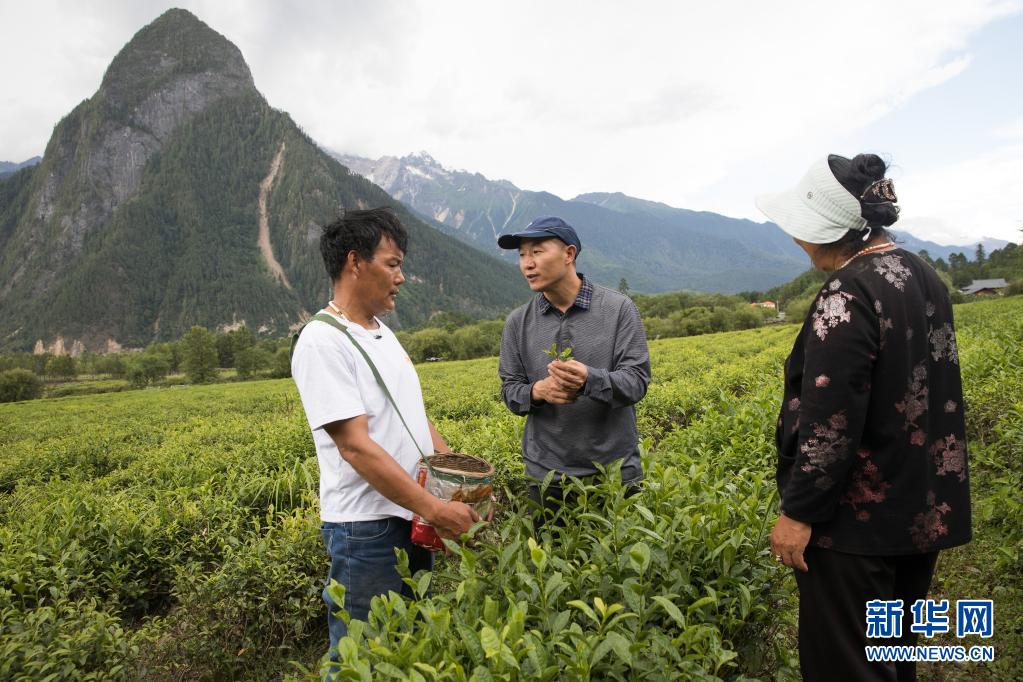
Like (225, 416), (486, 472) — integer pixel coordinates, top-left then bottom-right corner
(1, 297), (1020, 680)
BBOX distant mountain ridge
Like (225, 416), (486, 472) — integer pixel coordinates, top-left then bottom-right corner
(335, 151), (809, 294)
(886, 232), (1008, 263)
(335, 151), (1001, 294)
(0, 10), (525, 353)
(0, 157), (40, 179)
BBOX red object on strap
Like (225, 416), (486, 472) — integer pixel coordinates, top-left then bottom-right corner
(411, 516), (444, 551)
(411, 465), (445, 551)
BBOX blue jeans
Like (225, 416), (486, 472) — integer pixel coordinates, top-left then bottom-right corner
(320, 517), (433, 659)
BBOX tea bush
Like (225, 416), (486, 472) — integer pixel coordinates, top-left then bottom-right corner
(139, 509), (324, 678)
(320, 456), (789, 680)
(0, 298), (1020, 680)
(0, 596), (140, 681)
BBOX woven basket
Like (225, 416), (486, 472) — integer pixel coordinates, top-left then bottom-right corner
(423, 453), (494, 505)
(411, 453), (496, 550)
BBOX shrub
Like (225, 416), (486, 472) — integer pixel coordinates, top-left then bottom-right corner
(0, 368), (43, 402)
(2, 299), (1020, 680)
(406, 328), (452, 363)
(0, 352), (36, 373)
(125, 352), (171, 388)
(450, 321), (503, 360)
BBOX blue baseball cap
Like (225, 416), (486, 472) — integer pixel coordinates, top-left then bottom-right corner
(497, 216), (582, 254)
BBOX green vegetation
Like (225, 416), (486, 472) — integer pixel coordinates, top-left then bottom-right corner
(0, 369), (42, 403)
(125, 350), (171, 388)
(1, 296), (1019, 679)
(43, 355), (77, 381)
(0, 323), (296, 402)
(395, 318), (504, 364)
(634, 290), (774, 339)
(914, 298), (1023, 681)
(3, 241), (1020, 397)
(749, 268), (829, 321)
(918, 240), (1023, 291)
(397, 290), (774, 364)
(748, 239), (1023, 323)
(180, 326), (220, 384)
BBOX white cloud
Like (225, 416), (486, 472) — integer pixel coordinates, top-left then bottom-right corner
(992, 116), (1023, 139)
(897, 144), (1023, 244)
(1, 0), (1020, 246)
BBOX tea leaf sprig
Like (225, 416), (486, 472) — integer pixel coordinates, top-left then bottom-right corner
(543, 343), (573, 362)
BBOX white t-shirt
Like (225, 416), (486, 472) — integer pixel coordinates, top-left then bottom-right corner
(291, 312), (431, 522)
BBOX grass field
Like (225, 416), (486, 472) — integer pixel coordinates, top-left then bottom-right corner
(1, 298), (1020, 680)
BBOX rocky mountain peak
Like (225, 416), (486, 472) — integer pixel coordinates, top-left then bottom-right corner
(28, 7), (262, 263)
(409, 150), (439, 166)
(100, 8), (253, 109)
(0, 11), (525, 353)
(0, 7), (270, 345)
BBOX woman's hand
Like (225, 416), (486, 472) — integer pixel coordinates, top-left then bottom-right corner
(770, 513), (812, 572)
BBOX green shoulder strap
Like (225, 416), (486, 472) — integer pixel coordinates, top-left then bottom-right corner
(293, 313), (435, 473)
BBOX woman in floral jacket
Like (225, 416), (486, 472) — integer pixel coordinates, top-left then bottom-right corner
(757, 154), (971, 682)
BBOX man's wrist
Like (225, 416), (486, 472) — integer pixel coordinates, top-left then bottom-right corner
(420, 494), (445, 524)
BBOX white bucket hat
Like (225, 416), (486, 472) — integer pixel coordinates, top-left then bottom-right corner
(755, 157), (868, 244)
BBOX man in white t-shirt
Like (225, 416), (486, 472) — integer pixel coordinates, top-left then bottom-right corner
(291, 207), (478, 663)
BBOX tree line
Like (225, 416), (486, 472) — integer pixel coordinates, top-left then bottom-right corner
(393, 288), (778, 364)
(0, 326), (291, 403)
(4, 239), (1020, 403)
(0, 292), (777, 402)
(917, 241), (1023, 291)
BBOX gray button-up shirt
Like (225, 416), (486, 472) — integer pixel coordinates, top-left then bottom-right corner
(499, 275), (651, 482)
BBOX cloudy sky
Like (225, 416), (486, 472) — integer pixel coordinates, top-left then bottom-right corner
(2, 0), (1021, 245)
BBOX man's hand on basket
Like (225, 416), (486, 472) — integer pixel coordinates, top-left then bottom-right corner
(425, 498), (479, 539)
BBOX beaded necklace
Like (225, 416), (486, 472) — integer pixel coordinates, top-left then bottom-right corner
(836, 241), (896, 271)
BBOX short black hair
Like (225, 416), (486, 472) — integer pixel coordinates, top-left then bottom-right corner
(320, 207), (409, 281)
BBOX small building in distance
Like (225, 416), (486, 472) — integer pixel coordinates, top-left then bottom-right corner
(960, 279), (1009, 296)
(750, 301), (777, 309)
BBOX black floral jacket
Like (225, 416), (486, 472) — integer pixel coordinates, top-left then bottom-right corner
(777, 248), (971, 555)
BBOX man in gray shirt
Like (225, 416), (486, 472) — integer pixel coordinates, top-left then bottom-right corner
(497, 216), (651, 520)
